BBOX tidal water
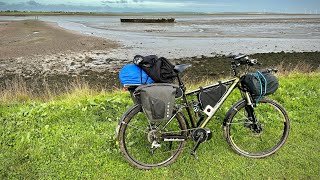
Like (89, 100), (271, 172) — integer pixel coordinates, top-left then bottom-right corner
(1, 14), (320, 58)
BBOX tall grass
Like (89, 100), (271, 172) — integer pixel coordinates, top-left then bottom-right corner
(0, 61), (318, 103)
(0, 77), (102, 103)
(275, 61), (318, 75)
(0, 76), (31, 103)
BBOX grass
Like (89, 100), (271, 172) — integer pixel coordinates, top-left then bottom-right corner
(0, 72), (319, 179)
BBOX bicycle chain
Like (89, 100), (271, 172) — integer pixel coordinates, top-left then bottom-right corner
(121, 121), (200, 135)
(119, 122), (204, 155)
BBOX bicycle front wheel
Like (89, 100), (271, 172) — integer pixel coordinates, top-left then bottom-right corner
(118, 104), (187, 169)
(224, 98), (290, 158)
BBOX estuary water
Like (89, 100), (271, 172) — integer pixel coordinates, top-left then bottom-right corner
(1, 14), (320, 59)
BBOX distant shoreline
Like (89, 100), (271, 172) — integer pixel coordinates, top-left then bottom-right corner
(0, 11), (318, 16)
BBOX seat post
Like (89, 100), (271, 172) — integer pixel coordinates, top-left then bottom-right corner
(176, 74), (185, 92)
(176, 74), (196, 128)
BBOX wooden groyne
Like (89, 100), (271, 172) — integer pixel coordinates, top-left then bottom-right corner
(120, 18), (175, 23)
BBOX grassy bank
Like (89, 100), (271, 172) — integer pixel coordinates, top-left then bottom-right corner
(0, 72), (319, 179)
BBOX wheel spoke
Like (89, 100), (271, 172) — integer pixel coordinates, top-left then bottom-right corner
(121, 121), (149, 135)
(225, 98), (290, 158)
(118, 105), (187, 169)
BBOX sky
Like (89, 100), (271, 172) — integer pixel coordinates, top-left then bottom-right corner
(0, 0), (319, 13)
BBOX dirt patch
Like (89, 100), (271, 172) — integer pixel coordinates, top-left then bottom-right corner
(0, 20), (119, 59)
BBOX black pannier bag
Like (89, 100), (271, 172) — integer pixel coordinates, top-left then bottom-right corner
(241, 71), (279, 98)
(135, 84), (178, 122)
(133, 55), (177, 83)
(198, 83), (227, 110)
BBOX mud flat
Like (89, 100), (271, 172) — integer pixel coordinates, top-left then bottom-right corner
(0, 19), (319, 95)
(0, 20), (121, 93)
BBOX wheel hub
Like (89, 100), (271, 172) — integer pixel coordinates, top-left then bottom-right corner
(147, 129), (159, 143)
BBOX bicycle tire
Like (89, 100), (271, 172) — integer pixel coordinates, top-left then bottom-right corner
(224, 98), (290, 158)
(118, 104), (187, 169)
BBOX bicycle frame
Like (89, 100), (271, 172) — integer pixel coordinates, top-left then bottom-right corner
(176, 74), (252, 129)
(117, 55), (290, 169)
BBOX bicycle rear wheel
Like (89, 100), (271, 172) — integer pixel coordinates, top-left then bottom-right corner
(118, 104), (187, 169)
(224, 98), (290, 158)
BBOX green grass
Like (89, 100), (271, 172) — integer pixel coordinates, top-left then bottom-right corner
(0, 73), (319, 179)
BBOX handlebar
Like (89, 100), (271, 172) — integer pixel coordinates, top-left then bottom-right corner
(228, 53), (260, 66)
(227, 53), (278, 76)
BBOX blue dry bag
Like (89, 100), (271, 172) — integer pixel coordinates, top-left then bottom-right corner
(119, 64), (154, 86)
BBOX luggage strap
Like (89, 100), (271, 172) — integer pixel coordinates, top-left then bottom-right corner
(253, 71), (267, 104)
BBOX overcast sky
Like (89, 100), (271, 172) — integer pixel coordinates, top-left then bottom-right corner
(0, 0), (319, 13)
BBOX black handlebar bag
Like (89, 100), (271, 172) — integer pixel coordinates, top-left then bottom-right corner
(135, 84), (178, 122)
(241, 70), (279, 101)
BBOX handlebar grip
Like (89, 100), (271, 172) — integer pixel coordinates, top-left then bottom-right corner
(234, 54), (247, 60)
(227, 53), (247, 60)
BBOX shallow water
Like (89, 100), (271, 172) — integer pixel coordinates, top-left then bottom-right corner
(1, 14), (320, 59)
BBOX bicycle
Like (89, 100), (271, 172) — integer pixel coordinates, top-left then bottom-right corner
(116, 54), (290, 169)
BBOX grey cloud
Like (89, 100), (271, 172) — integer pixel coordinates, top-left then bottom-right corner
(26, 0), (41, 6)
(101, 0), (144, 4)
(101, 1), (116, 4)
(101, 0), (120, 4)
(101, 0), (128, 4)
(0, 1), (153, 12)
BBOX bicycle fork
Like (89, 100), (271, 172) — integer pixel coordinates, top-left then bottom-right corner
(244, 92), (262, 133)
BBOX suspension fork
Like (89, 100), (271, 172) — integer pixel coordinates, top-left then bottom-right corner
(244, 92), (257, 122)
(244, 92), (262, 132)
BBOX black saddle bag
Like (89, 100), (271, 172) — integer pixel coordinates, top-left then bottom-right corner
(135, 84), (178, 122)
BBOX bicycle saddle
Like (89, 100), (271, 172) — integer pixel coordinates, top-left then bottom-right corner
(174, 64), (192, 73)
